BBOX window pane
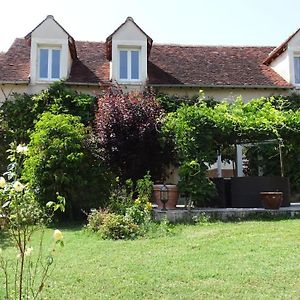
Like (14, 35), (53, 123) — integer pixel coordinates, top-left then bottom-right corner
(52, 49), (60, 79)
(39, 49), (48, 78)
(120, 50), (128, 79)
(294, 57), (300, 84)
(51, 50), (60, 78)
(131, 51), (139, 79)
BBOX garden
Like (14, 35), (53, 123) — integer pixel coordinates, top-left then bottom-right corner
(1, 82), (300, 299)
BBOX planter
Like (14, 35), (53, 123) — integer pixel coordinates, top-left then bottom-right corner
(152, 184), (179, 209)
(260, 192), (283, 209)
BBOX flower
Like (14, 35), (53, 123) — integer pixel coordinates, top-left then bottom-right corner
(53, 229), (63, 241)
(16, 144), (28, 154)
(145, 202), (153, 211)
(134, 198), (141, 205)
(0, 177), (6, 188)
(13, 181), (25, 192)
(25, 247), (33, 256)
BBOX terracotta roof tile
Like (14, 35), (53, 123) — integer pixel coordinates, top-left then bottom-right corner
(148, 45), (290, 87)
(0, 38), (291, 88)
(67, 41), (110, 85)
(0, 38), (30, 82)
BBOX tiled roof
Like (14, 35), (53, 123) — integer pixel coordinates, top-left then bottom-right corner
(0, 38), (291, 88)
(0, 39), (110, 85)
(148, 44), (290, 87)
(68, 41), (110, 85)
(0, 39), (30, 82)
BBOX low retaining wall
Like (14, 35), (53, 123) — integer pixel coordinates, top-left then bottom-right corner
(153, 206), (300, 222)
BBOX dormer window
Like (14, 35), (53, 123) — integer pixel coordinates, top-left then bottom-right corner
(38, 47), (61, 80)
(294, 55), (300, 84)
(119, 48), (140, 81)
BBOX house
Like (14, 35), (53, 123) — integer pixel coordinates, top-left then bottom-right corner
(0, 15), (299, 105)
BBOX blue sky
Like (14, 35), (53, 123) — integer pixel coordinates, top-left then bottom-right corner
(1, 0), (300, 52)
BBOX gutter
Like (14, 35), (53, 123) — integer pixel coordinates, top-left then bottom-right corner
(65, 81), (110, 87)
(147, 83), (292, 90)
(0, 81), (29, 84)
(65, 81), (100, 87)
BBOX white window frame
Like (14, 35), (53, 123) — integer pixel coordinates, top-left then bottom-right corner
(118, 48), (141, 81)
(294, 53), (300, 86)
(38, 46), (61, 81)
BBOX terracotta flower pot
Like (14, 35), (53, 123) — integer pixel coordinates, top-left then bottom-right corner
(152, 184), (179, 209)
(260, 192), (283, 209)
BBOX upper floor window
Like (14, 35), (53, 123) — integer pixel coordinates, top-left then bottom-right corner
(39, 48), (61, 80)
(119, 49), (140, 80)
(294, 56), (300, 85)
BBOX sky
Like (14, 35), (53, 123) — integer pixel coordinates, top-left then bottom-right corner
(1, 0), (300, 52)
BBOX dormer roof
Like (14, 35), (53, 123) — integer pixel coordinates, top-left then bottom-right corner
(263, 27), (300, 65)
(25, 15), (77, 60)
(105, 17), (153, 61)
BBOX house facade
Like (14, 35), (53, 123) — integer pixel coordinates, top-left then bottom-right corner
(0, 15), (299, 105)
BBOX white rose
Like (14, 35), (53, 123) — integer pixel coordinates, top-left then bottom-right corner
(16, 144), (24, 153)
(16, 144), (28, 154)
(0, 177), (6, 188)
(53, 229), (63, 241)
(13, 181), (25, 192)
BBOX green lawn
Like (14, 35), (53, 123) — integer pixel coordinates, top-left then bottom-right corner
(1, 220), (300, 299)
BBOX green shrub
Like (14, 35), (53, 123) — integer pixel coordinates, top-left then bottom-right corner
(135, 172), (153, 200)
(85, 209), (108, 232)
(23, 112), (86, 217)
(125, 199), (152, 225)
(100, 213), (139, 240)
(107, 178), (134, 215)
(85, 210), (140, 240)
(31, 81), (96, 126)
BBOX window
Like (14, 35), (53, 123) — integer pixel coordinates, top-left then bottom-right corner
(38, 48), (61, 80)
(294, 56), (300, 84)
(119, 49), (140, 80)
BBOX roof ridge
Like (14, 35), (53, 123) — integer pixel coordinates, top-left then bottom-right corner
(152, 43), (276, 48)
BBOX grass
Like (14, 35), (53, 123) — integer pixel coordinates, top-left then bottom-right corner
(1, 219), (300, 299)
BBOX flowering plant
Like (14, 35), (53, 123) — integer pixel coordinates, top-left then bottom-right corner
(125, 197), (152, 225)
(0, 143), (64, 299)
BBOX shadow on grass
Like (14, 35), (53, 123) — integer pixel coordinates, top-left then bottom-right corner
(0, 230), (13, 249)
(46, 221), (84, 232)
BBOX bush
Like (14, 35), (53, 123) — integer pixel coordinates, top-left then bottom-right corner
(86, 209), (108, 232)
(125, 198), (152, 226)
(86, 210), (139, 240)
(31, 81), (96, 126)
(0, 82), (96, 176)
(107, 178), (134, 215)
(23, 112), (86, 217)
(95, 88), (172, 182)
(100, 213), (139, 240)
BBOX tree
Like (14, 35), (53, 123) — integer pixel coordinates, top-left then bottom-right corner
(95, 88), (171, 183)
